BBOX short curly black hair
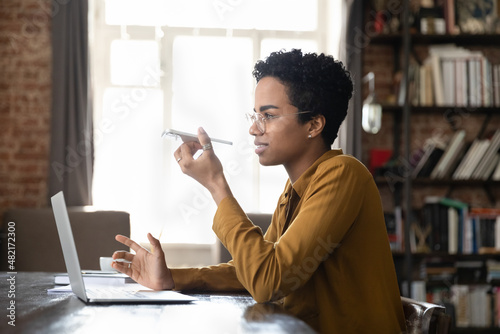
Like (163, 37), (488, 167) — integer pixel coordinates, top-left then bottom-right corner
(252, 49), (353, 147)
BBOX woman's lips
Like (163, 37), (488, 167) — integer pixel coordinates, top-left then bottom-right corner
(255, 143), (268, 155)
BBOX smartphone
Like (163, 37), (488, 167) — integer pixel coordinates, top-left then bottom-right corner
(161, 129), (233, 145)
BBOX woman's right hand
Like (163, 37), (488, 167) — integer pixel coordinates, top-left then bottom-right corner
(174, 127), (232, 205)
(112, 233), (175, 291)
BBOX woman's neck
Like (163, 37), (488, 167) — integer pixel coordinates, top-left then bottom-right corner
(285, 146), (330, 184)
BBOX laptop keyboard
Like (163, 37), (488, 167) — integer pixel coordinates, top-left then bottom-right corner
(87, 287), (148, 299)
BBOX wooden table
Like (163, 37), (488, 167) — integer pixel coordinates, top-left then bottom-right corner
(0, 272), (316, 333)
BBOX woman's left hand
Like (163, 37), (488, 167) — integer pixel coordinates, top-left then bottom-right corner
(112, 233), (174, 291)
(174, 127), (232, 205)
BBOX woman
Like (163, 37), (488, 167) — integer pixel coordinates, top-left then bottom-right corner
(112, 49), (406, 333)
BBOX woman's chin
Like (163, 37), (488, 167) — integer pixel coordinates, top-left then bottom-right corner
(258, 156), (278, 167)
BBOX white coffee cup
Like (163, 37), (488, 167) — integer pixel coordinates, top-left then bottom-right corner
(99, 257), (116, 272)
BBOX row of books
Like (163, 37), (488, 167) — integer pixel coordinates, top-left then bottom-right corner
(418, 197), (500, 255)
(424, 258), (500, 285)
(410, 259), (500, 327)
(410, 282), (494, 328)
(451, 284), (496, 328)
(407, 44), (500, 108)
(385, 198), (500, 254)
(412, 129), (500, 181)
(488, 260), (500, 284)
(448, 284), (494, 328)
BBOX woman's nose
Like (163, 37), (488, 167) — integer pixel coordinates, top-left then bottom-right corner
(249, 121), (261, 136)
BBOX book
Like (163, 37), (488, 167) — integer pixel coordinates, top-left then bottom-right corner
(418, 64), (427, 106)
(442, 58), (456, 105)
(452, 140), (478, 180)
(440, 197), (469, 254)
(415, 140), (447, 178)
(481, 56), (493, 107)
(472, 130), (500, 179)
(455, 58), (467, 106)
(469, 208), (500, 254)
(487, 260), (500, 283)
(481, 153), (500, 181)
(412, 140), (437, 178)
(494, 64), (500, 107)
(430, 130), (466, 179)
(423, 60), (434, 106)
(408, 62), (419, 107)
(429, 45), (450, 106)
(448, 206), (459, 254)
(492, 157), (500, 181)
(497, 216), (500, 253)
(422, 196), (449, 252)
(469, 285), (491, 327)
(451, 285), (471, 327)
(454, 139), (490, 180)
(443, 139), (466, 179)
(54, 271), (135, 285)
(469, 57), (479, 107)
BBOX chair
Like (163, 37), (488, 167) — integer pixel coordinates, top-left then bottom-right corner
(0, 207), (130, 272)
(401, 296), (451, 334)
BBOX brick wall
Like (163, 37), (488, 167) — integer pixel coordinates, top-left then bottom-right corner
(0, 0), (52, 220)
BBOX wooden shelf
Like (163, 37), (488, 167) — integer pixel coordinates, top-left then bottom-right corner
(413, 178), (500, 186)
(369, 33), (500, 45)
(451, 328), (500, 334)
(392, 252), (500, 260)
(380, 104), (499, 114)
(376, 177), (500, 187)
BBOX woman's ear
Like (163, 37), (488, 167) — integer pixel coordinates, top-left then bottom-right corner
(308, 114), (326, 138)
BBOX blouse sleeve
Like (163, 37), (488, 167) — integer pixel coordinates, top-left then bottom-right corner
(170, 261), (246, 292)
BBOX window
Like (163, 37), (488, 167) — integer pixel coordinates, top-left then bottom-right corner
(90, 0), (340, 244)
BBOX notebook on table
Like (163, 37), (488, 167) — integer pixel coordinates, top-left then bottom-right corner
(50, 191), (196, 304)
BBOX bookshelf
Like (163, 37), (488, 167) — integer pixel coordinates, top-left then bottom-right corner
(362, 0), (500, 332)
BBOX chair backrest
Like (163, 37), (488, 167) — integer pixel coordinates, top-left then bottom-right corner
(401, 296), (451, 334)
(0, 207), (130, 271)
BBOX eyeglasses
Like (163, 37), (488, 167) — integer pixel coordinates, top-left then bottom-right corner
(246, 111), (312, 134)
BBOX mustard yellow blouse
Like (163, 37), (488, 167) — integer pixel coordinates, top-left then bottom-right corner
(171, 150), (406, 333)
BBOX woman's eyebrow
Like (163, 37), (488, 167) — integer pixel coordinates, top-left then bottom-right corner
(253, 105), (279, 113)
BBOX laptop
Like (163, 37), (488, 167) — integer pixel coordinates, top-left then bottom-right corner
(51, 191), (197, 304)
